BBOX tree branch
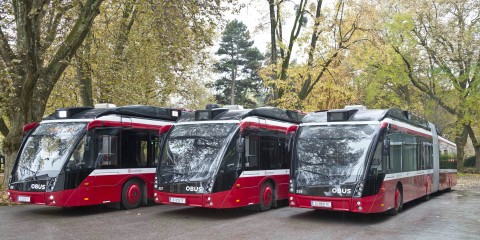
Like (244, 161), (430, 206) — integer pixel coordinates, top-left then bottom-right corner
(0, 18), (16, 69)
(392, 45), (458, 116)
(0, 116), (9, 137)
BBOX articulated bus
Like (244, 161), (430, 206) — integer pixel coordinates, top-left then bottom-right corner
(288, 106), (457, 215)
(8, 105), (183, 209)
(154, 107), (304, 211)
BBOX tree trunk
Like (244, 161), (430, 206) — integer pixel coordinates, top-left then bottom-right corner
(1, 0), (104, 184)
(77, 34), (94, 106)
(230, 68), (236, 105)
(455, 125), (468, 172)
(465, 124), (480, 169)
(277, 0), (307, 99)
(268, 0), (277, 101)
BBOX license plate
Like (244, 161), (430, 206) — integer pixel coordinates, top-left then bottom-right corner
(18, 196), (31, 203)
(169, 197), (186, 204)
(311, 200), (331, 208)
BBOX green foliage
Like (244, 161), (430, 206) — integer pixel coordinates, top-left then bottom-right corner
(47, 0), (224, 113)
(464, 156), (477, 168)
(461, 168), (480, 174)
(213, 19), (265, 108)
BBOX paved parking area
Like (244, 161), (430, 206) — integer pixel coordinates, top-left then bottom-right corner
(1, 190), (479, 240)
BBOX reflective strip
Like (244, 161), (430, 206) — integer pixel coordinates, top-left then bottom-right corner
(243, 116), (297, 128)
(42, 119), (92, 123)
(439, 169), (457, 173)
(97, 115), (173, 126)
(383, 118), (432, 136)
(438, 137), (456, 147)
(301, 121), (380, 126)
(384, 169), (434, 180)
(42, 117), (172, 126)
(239, 169), (289, 178)
(176, 120), (240, 125)
(90, 168), (156, 176)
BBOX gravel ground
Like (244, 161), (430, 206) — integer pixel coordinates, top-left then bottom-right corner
(454, 174), (480, 192)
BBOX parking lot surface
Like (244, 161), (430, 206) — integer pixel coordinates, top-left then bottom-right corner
(1, 190), (479, 240)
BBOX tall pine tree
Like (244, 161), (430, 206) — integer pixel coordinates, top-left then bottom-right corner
(213, 20), (264, 108)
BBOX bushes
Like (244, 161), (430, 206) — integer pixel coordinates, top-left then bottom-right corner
(461, 167), (480, 174)
(464, 156), (476, 168)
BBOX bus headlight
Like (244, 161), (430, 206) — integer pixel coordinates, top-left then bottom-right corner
(46, 177), (57, 192)
(353, 182), (364, 198)
(289, 180), (295, 193)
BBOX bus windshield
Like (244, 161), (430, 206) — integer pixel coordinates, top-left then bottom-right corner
(158, 123), (238, 183)
(294, 124), (379, 186)
(14, 122), (87, 182)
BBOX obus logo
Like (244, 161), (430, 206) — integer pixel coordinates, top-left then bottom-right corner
(185, 186), (204, 192)
(30, 184), (46, 190)
(331, 188), (351, 194)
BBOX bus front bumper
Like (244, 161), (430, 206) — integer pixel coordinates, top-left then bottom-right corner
(153, 190), (244, 209)
(288, 192), (388, 213)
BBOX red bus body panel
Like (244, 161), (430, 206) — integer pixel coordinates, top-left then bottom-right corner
(155, 173), (289, 208)
(9, 171), (155, 207)
(290, 171), (457, 213)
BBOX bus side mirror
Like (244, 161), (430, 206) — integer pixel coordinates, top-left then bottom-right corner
(236, 137), (244, 153)
(382, 139), (390, 155)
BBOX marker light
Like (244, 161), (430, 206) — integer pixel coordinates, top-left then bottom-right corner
(207, 197), (211, 201)
(57, 110), (68, 118)
(154, 193), (157, 197)
(357, 206), (363, 211)
(49, 195), (54, 200)
(356, 201), (361, 206)
(7, 192), (10, 196)
(289, 196), (293, 201)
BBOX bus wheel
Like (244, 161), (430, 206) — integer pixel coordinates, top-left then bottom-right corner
(422, 193), (431, 201)
(122, 179), (143, 210)
(259, 181), (274, 212)
(388, 186), (403, 216)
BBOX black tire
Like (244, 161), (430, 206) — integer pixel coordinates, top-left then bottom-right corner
(258, 181), (274, 212)
(422, 193), (431, 201)
(388, 185), (403, 216)
(121, 179), (143, 210)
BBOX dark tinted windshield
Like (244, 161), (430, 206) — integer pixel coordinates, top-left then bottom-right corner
(14, 122), (87, 181)
(294, 124), (379, 186)
(158, 123), (238, 183)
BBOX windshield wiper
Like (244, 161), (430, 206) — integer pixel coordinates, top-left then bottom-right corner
(160, 169), (184, 176)
(299, 168), (333, 182)
(19, 165), (38, 180)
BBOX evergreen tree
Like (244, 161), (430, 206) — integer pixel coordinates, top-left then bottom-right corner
(213, 19), (264, 108)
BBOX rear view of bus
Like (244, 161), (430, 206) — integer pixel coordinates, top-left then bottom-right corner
(154, 107), (304, 211)
(8, 105), (182, 209)
(288, 106), (457, 215)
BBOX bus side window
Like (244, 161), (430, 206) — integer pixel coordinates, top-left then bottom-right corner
(221, 133), (241, 173)
(245, 136), (258, 170)
(369, 139), (383, 176)
(259, 136), (277, 170)
(389, 133), (403, 173)
(94, 130), (120, 168)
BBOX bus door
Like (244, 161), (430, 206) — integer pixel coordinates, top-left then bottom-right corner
(91, 128), (122, 204)
(62, 133), (96, 205)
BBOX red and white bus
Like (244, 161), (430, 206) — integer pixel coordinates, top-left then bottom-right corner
(288, 106), (457, 215)
(8, 105), (183, 209)
(154, 107), (304, 211)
